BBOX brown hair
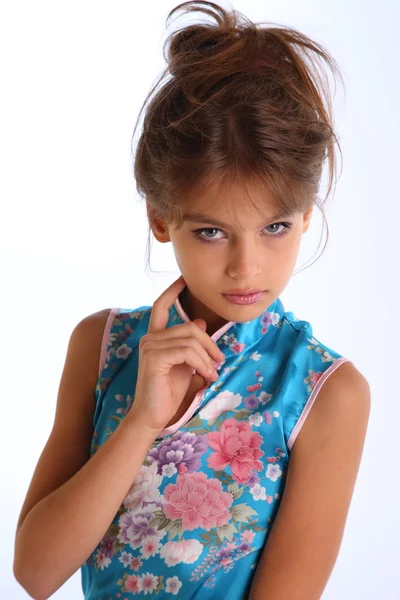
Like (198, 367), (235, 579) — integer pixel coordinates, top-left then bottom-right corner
(131, 1), (345, 275)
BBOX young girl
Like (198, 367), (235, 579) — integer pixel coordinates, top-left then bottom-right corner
(13, 2), (370, 599)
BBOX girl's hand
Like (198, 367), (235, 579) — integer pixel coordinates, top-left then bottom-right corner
(126, 275), (225, 435)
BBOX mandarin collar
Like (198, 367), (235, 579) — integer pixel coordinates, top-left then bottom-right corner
(169, 288), (286, 364)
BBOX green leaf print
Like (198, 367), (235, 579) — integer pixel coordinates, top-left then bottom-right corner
(154, 575), (165, 593)
(149, 510), (171, 531)
(167, 519), (185, 541)
(230, 503), (258, 523)
(188, 415), (203, 428)
(190, 427), (210, 435)
(234, 408), (253, 421)
(216, 522), (238, 542)
(227, 482), (244, 500)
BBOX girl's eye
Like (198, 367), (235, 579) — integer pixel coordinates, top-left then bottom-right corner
(192, 222), (292, 243)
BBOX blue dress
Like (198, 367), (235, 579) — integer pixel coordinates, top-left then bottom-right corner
(80, 291), (351, 599)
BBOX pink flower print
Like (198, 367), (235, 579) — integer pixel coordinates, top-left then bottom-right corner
(124, 573), (141, 593)
(166, 576), (183, 595)
(178, 463), (188, 474)
(310, 370), (323, 388)
(225, 540), (238, 552)
(130, 555), (143, 571)
(247, 383), (261, 393)
(241, 529), (256, 544)
(255, 370), (261, 377)
(231, 341), (245, 354)
(163, 472), (233, 531)
(141, 535), (162, 559)
(140, 572), (159, 594)
(207, 417), (265, 484)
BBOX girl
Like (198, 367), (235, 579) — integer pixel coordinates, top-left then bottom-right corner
(13, 2), (370, 599)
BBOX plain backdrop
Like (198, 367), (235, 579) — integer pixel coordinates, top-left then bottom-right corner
(1, 0), (398, 598)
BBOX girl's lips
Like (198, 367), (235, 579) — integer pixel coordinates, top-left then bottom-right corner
(223, 289), (264, 295)
(223, 291), (265, 305)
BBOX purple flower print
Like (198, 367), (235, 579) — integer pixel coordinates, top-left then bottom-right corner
(118, 505), (162, 549)
(244, 472), (260, 487)
(264, 411), (273, 425)
(260, 311), (280, 334)
(147, 431), (208, 475)
(98, 535), (116, 558)
(236, 541), (251, 553)
(243, 394), (260, 410)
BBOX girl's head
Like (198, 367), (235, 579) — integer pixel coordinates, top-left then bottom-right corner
(132, 1), (344, 328)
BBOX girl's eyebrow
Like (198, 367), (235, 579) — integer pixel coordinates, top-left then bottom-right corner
(182, 209), (296, 228)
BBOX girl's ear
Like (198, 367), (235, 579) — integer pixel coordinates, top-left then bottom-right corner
(302, 206), (313, 233)
(147, 204), (171, 243)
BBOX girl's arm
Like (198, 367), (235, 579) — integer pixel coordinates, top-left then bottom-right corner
(13, 311), (158, 600)
(248, 361), (371, 600)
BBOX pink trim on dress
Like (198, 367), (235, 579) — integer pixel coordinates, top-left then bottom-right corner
(287, 357), (353, 451)
(98, 307), (119, 377)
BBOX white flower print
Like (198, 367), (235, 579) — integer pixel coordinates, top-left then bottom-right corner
(166, 575), (183, 594)
(248, 412), (263, 427)
(119, 550), (133, 567)
(123, 461), (163, 511)
(162, 462), (178, 477)
(160, 538), (204, 566)
(94, 548), (111, 570)
(199, 390), (242, 420)
(250, 351), (262, 361)
(259, 391), (272, 404)
(266, 463), (282, 482)
(250, 483), (267, 501)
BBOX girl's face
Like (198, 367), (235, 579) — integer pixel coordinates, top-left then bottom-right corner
(149, 192), (313, 336)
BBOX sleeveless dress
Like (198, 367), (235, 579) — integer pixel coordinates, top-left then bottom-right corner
(80, 290), (352, 599)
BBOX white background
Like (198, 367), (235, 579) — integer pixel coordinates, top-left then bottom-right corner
(1, 0), (398, 598)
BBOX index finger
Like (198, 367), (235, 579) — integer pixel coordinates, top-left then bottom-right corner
(148, 275), (187, 334)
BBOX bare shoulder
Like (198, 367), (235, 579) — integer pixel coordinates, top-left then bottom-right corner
(15, 308), (114, 534)
(248, 361), (371, 599)
(300, 361), (371, 446)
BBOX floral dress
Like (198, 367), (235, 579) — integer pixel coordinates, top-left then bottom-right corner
(80, 290), (351, 599)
